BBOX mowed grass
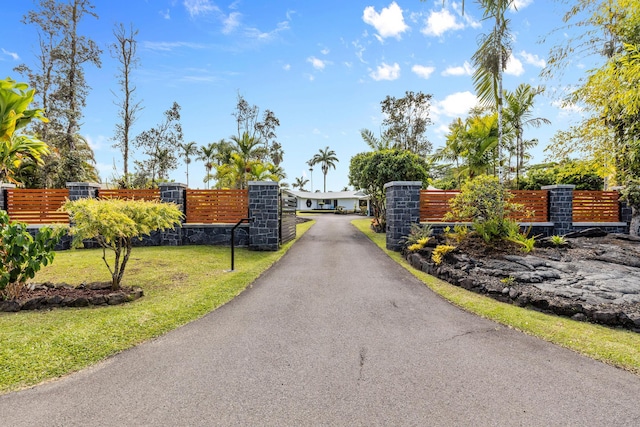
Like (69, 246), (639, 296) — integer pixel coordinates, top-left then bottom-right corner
(0, 220), (314, 394)
(352, 218), (640, 375)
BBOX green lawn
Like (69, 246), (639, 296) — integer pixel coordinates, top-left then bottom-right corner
(0, 220), (314, 394)
(352, 218), (640, 375)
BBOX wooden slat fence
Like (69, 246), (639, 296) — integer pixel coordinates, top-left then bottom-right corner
(185, 189), (249, 224)
(419, 190), (460, 222)
(510, 190), (548, 222)
(5, 188), (69, 224)
(573, 191), (620, 222)
(98, 189), (160, 201)
(419, 189), (549, 222)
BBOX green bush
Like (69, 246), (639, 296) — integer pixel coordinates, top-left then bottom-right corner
(0, 210), (64, 299)
(445, 175), (525, 243)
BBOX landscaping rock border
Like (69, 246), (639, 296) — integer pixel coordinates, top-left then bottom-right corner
(0, 282), (144, 312)
(405, 234), (640, 332)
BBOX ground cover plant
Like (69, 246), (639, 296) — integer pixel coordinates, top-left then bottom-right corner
(352, 218), (640, 375)
(0, 220), (314, 394)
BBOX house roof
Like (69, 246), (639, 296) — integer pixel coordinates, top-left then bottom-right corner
(284, 189), (369, 200)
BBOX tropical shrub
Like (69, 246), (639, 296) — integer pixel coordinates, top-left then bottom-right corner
(64, 198), (183, 290)
(0, 78), (50, 184)
(445, 175), (525, 243)
(0, 210), (64, 299)
(432, 244), (456, 265)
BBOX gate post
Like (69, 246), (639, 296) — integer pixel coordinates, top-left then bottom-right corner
(385, 181), (422, 251)
(248, 181), (279, 251)
(159, 183), (187, 246)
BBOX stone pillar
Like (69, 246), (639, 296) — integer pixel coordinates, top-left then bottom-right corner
(248, 181), (279, 251)
(542, 184), (575, 236)
(0, 183), (16, 211)
(66, 182), (100, 200)
(385, 181), (422, 251)
(159, 183), (187, 246)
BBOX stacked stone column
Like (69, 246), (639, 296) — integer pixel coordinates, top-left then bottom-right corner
(248, 181), (279, 251)
(542, 184), (575, 236)
(385, 181), (422, 251)
(159, 183), (187, 246)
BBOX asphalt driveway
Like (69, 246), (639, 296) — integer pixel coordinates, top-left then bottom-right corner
(1, 214), (640, 426)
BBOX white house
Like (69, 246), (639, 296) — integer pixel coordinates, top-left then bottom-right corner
(283, 189), (370, 214)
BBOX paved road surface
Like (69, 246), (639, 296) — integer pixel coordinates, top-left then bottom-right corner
(2, 215), (640, 426)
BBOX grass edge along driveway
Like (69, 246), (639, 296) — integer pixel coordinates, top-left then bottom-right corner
(351, 218), (640, 376)
(0, 220), (315, 394)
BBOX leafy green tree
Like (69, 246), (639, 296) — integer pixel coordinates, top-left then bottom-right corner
(134, 102), (182, 186)
(0, 78), (50, 184)
(311, 146), (339, 192)
(519, 161), (604, 190)
(64, 198), (183, 290)
(380, 91), (433, 156)
(0, 211), (64, 299)
(349, 149), (429, 232)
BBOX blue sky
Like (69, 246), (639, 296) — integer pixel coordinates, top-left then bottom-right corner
(2, 0), (588, 190)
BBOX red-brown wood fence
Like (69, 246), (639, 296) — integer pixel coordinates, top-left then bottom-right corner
(572, 191), (620, 222)
(98, 188), (160, 201)
(510, 190), (549, 222)
(185, 189), (249, 224)
(419, 189), (549, 222)
(5, 188), (69, 224)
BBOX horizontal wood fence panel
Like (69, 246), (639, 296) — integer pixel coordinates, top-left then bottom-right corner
(185, 189), (249, 224)
(98, 189), (160, 201)
(510, 190), (548, 222)
(419, 190), (459, 222)
(573, 191), (620, 222)
(420, 189), (549, 222)
(6, 189), (69, 224)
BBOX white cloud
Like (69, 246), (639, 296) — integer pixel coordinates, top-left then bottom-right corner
(244, 20), (290, 42)
(283, 64), (291, 71)
(159, 9), (171, 20)
(183, 0), (218, 17)
(222, 12), (241, 34)
(438, 91), (478, 117)
(519, 50), (546, 68)
(320, 47), (330, 55)
(421, 9), (464, 37)
(307, 56), (327, 70)
(370, 62), (400, 81)
(412, 64), (435, 79)
(505, 55), (525, 76)
(352, 40), (367, 63)
(511, 0), (533, 11)
(141, 41), (206, 51)
(362, 2), (409, 40)
(1, 48), (19, 61)
(441, 61), (474, 76)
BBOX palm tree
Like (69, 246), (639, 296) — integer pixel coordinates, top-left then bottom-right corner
(197, 142), (217, 189)
(432, 118), (467, 188)
(455, 113), (499, 181)
(306, 159), (314, 192)
(311, 146), (339, 192)
(293, 176), (309, 191)
(503, 84), (551, 189)
(178, 141), (198, 187)
(472, 0), (514, 183)
(360, 128), (391, 151)
(269, 142), (284, 166)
